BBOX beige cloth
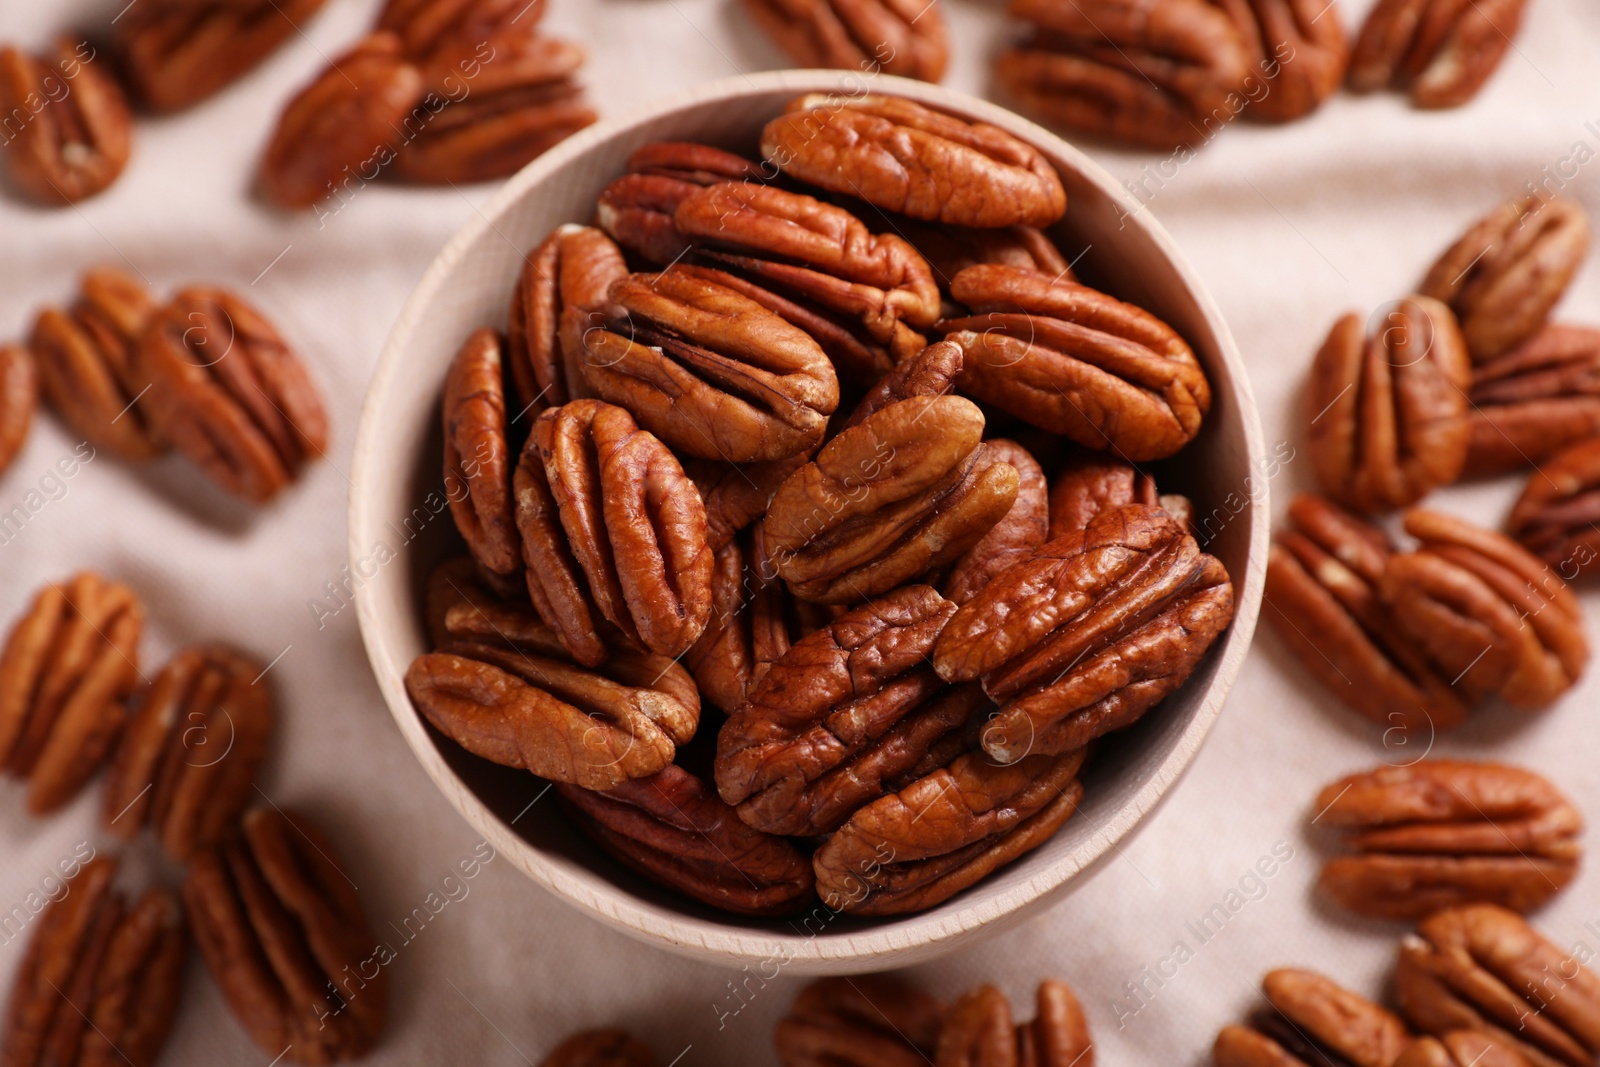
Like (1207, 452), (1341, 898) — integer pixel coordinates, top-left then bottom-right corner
(2, 0), (1598, 1063)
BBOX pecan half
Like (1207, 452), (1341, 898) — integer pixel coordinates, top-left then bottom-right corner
(0, 40), (132, 205)
(1314, 760), (1582, 919)
(741, 0), (950, 81)
(539, 1029), (656, 1067)
(936, 979), (1094, 1067)
(1216, 0), (1350, 122)
(506, 225), (626, 418)
(941, 265), (1211, 461)
(379, 0), (545, 71)
(842, 337), (963, 432)
(1047, 448), (1191, 540)
(557, 763), (816, 916)
(775, 975), (945, 1067)
(0, 344), (37, 475)
(1508, 438), (1600, 577)
(444, 327), (520, 579)
(0, 572), (142, 815)
(136, 286), (328, 503)
(1348, 0), (1530, 108)
(1393, 1032), (1532, 1067)
(1306, 298), (1471, 513)
(1395, 905), (1600, 1067)
(761, 93), (1067, 228)
(1214, 969), (1412, 1067)
(1379, 508), (1587, 710)
(1419, 197), (1591, 363)
(1464, 325), (1600, 476)
(102, 645), (275, 861)
(943, 439), (1050, 605)
(185, 807), (386, 1064)
(596, 141), (771, 266)
(935, 504), (1234, 762)
(686, 453), (809, 549)
(813, 746), (1084, 915)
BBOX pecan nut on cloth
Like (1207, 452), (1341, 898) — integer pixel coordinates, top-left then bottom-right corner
(943, 439), (1051, 606)
(934, 504), (1234, 763)
(1214, 0), (1351, 123)
(0, 40), (132, 205)
(0, 573), (143, 815)
(1348, 0), (1531, 108)
(1213, 969), (1412, 1067)
(185, 808), (386, 1064)
(1419, 196), (1591, 363)
(101, 645), (275, 862)
(1464, 325), (1600, 476)
(377, 0), (548, 65)
(1395, 905), (1600, 1067)
(1264, 494), (1468, 735)
(596, 141), (771, 267)
(1046, 447), (1189, 540)
(812, 745), (1085, 915)
(538, 1029), (657, 1067)
(1313, 760), (1582, 920)
(0, 344), (37, 476)
(1508, 438), (1600, 576)
(115, 0), (330, 112)
(1394, 1033), (1533, 1067)
(941, 265), (1211, 461)
(135, 286), (328, 503)
(716, 585), (987, 837)
(0, 857), (186, 1067)
(443, 327), (521, 581)
(1306, 297), (1471, 514)
(759, 93), (1067, 228)
(775, 975), (945, 1067)
(1379, 509), (1587, 711)
(557, 763), (816, 916)
(936, 979), (1094, 1067)
(741, 0), (950, 82)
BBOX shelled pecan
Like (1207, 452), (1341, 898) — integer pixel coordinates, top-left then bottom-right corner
(0, 344), (37, 475)
(1217, 0), (1350, 122)
(842, 336), (962, 430)
(899, 219), (1073, 291)
(0, 40), (133, 205)
(1508, 438), (1600, 577)
(944, 440), (1050, 605)
(1393, 1032), (1531, 1067)
(505, 225), (625, 418)
(936, 979), (1093, 1067)
(538, 1029), (656, 1067)
(596, 141), (771, 266)
(379, 0), (545, 71)
(1349, 0), (1531, 108)
(741, 0), (949, 81)
(1046, 449), (1188, 539)
(444, 327), (520, 580)
(687, 453), (810, 549)
(776, 975), (945, 1067)
(1214, 969), (1412, 1067)
(1464, 325), (1600, 475)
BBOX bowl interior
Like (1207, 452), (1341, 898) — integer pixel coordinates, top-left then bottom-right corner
(352, 70), (1267, 971)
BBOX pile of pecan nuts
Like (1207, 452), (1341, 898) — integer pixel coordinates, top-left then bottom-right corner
(404, 91), (1237, 919)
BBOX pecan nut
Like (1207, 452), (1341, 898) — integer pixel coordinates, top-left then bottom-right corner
(1507, 438), (1600, 576)
(1393, 1032), (1531, 1067)
(936, 979), (1094, 1067)
(1314, 760), (1582, 920)
(775, 975), (945, 1067)
(1216, 0), (1350, 122)
(101, 645), (276, 861)
(539, 1029), (656, 1067)
(935, 504), (1234, 762)
(1419, 196), (1591, 363)
(761, 93), (1067, 228)
(0, 343), (37, 475)
(379, 0), (545, 74)
(1306, 298), (1471, 513)
(557, 763), (816, 916)
(1395, 905), (1600, 1067)
(0, 572), (143, 815)
(135, 286), (328, 503)
(741, 0), (950, 81)
(444, 327), (521, 579)
(941, 265), (1211, 461)
(506, 225), (626, 418)
(1379, 508), (1587, 710)
(687, 453), (809, 550)
(0, 40), (132, 205)
(185, 807), (386, 1064)
(943, 439), (1050, 605)
(1214, 969), (1412, 1067)
(899, 219), (1074, 292)
(1046, 448), (1190, 540)
(1348, 0), (1530, 108)
(1464, 325), (1600, 476)
(596, 141), (771, 266)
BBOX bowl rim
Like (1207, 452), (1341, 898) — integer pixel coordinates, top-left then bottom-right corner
(351, 68), (1269, 970)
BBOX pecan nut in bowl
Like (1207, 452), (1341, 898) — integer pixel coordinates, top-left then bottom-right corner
(1394, 1033), (1533, 1067)
(1419, 197), (1591, 363)
(934, 504), (1234, 762)
(539, 1029), (656, 1067)
(185, 807), (386, 1064)
(1395, 905), (1600, 1067)
(557, 763), (816, 916)
(0, 857), (187, 1067)
(0, 573), (143, 815)
(1213, 969), (1412, 1067)
(898, 219), (1074, 292)
(741, 0), (950, 82)
(775, 975), (945, 1067)
(840, 335), (963, 431)
(760, 93), (1067, 228)
(1215, 0), (1350, 122)
(941, 265), (1212, 461)
(687, 452), (810, 550)
(596, 141), (771, 267)
(0, 40), (132, 205)
(1464, 325), (1600, 476)
(813, 746), (1085, 915)
(444, 327), (520, 580)
(943, 439), (1051, 606)
(1313, 760), (1582, 920)
(1046, 448), (1188, 540)
(0, 344), (37, 476)
(1348, 0), (1530, 108)
(1306, 298), (1471, 513)
(936, 979), (1093, 1067)
(1379, 509), (1587, 710)
(1507, 438), (1600, 577)
(101, 645), (276, 862)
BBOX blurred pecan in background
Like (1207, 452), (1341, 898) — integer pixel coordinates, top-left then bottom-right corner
(1394, 1032), (1531, 1067)
(1348, 0), (1530, 107)
(506, 225), (626, 419)
(1214, 969), (1412, 1067)
(558, 763), (817, 916)
(942, 265), (1211, 461)
(538, 1028), (656, 1067)
(742, 0), (949, 81)
(1307, 297), (1470, 513)
(1508, 438), (1600, 575)
(0, 572), (142, 815)
(136, 286), (328, 503)
(0, 344), (36, 475)
(1314, 760), (1582, 919)
(379, 0), (546, 70)
(776, 975), (945, 1067)
(444, 328), (520, 581)
(0, 40), (133, 205)
(1419, 196), (1591, 363)
(1217, 0), (1350, 122)
(936, 979), (1093, 1067)
(1464, 325), (1600, 476)
(102, 645), (275, 861)
(596, 142), (770, 266)
(186, 807), (386, 1064)
(944, 439), (1050, 605)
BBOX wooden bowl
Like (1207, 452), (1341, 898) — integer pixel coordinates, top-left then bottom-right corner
(351, 70), (1268, 973)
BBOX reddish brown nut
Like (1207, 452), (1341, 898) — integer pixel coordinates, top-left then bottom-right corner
(1046, 449), (1191, 540)
(595, 141), (771, 266)
(942, 265), (1211, 461)
(1395, 905), (1600, 1067)
(741, 0), (949, 81)
(775, 975), (945, 1067)
(443, 327), (520, 579)
(935, 504), (1234, 761)
(558, 763), (816, 916)
(0, 857), (187, 1067)
(813, 746), (1085, 915)
(1214, 969), (1412, 1067)
(762, 93), (1066, 228)
(0, 344), (37, 475)
(379, 0), (545, 72)
(899, 219), (1074, 292)
(1348, 0), (1530, 108)
(997, 0), (1251, 150)
(185, 807), (386, 1064)
(1508, 438), (1600, 578)
(1393, 1032), (1533, 1067)
(136, 286), (328, 503)
(506, 225), (627, 418)
(0, 572), (143, 815)
(1264, 494), (1468, 735)
(0, 40), (132, 205)
(1217, 0), (1350, 122)
(1419, 197), (1591, 363)
(943, 440), (1050, 605)
(1465, 325), (1600, 476)
(1380, 508), (1587, 710)
(538, 1029), (656, 1067)
(101, 645), (275, 861)
(842, 337), (963, 431)
(936, 979), (1093, 1067)
(116, 0), (331, 112)
(686, 453), (810, 550)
